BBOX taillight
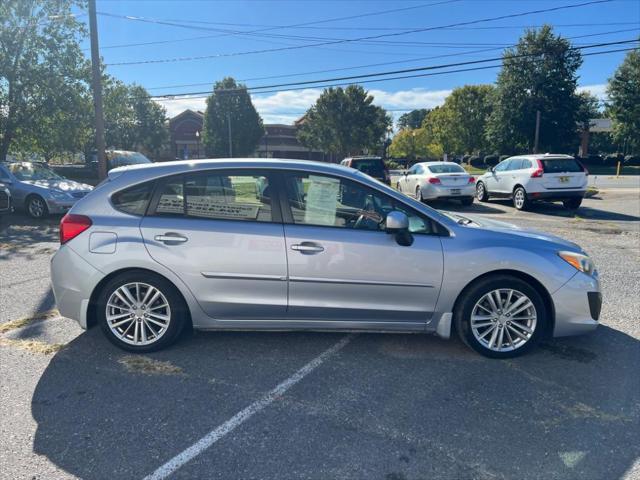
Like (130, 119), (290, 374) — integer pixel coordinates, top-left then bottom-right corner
(428, 177), (441, 184)
(468, 176), (476, 183)
(60, 214), (92, 244)
(531, 159), (544, 178)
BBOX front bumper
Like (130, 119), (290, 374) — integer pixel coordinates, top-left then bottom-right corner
(552, 270), (601, 337)
(51, 245), (104, 329)
(45, 197), (79, 214)
(421, 183), (476, 200)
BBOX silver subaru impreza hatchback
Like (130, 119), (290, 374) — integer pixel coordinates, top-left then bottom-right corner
(50, 159), (601, 358)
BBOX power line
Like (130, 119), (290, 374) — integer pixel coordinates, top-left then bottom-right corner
(149, 40), (638, 98)
(153, 47), (636, 102)
(143, 28), (639, 91)
(105, 0), (615, 66)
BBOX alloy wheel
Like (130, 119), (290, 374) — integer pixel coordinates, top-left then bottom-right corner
(514, 189), (526, 209)
(28, 197), (46, 218)
(105, 282), (172, 346)
(476, 183), (485, 199)
(470, 288), (537, 353)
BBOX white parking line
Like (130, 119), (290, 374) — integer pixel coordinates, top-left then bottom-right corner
(142, 334), (355, 480)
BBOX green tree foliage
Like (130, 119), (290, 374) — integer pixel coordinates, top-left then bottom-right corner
(421, 106), (457, 154)
(0, 0), (89, 161)
(297, 85), (391, 158)
(576, 91), (602, 133)
(397, 109), (430, 130)
(606, 49), (640, 154)
(202, 77), (264, 158)
(487, 26), (583, 154)
(103, 79), (168, 157)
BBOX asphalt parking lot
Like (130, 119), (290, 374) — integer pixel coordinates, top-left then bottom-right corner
(1, 189), (639, 480)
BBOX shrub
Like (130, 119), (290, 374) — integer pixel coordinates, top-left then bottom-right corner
(499, 155), (510, 162)
(484, 154), (500, 167)
(604, 153), (624, 165)
(468, 155), (484, 168)
(624, 154), (640, 166)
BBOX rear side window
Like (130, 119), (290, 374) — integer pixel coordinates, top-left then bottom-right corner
(521, 159), (532, 169)
(111, 181), (154, 215)
(151, 171), (273, 222)
(509, 159), (524, 170)
(542, 158), (583, 173)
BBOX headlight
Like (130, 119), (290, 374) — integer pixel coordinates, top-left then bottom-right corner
(50, 190), (71, 200)
(558, 251), (596, 276)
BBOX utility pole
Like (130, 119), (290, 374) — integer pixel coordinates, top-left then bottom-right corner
(88, 0), (107, 180)
(226, 112), (233, 157)
(533, 110), (541, 154)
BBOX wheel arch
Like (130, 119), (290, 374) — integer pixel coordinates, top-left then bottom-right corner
(86, 267), (193, 330)
(451, 269), (555, 337)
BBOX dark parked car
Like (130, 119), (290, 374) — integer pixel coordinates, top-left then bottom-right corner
(340, 156), (391, 185)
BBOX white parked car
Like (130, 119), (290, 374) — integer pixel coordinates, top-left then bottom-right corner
(476, 154), (588, 210)
(396, 162), (475, 206)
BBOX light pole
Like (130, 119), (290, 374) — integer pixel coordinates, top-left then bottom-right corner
(88, 0), (107, 180)
(264, 130), (269, 158)
(195, 130), (200, 158)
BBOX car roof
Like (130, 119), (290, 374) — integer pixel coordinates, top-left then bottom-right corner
(416, 161), (464, 167)
(509, 154), (574, 160)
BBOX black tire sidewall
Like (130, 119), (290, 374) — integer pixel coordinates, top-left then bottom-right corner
(454, 275), (547, 359)
(97, 271), (187, 353)
(563, 198), (582, 209)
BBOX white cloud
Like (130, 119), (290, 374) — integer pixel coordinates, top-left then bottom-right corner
(577, 84), (608, 101)
(154, 87), (452, 125)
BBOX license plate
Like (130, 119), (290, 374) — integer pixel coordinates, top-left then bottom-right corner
(559, 176), (569, 183)
(450, 189), (461, 195)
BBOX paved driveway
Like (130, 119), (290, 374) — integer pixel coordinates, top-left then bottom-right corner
(1, 189), (639, 480)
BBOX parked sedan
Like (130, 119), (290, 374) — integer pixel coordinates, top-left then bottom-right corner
(51, 158), (601, 358)
(0, 161), (93, 218)
(396, 162), (475, 205)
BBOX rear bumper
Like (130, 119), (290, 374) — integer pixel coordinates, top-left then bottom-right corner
(528, 190), (586, 201)
(422, 184), (475, 200)
(552, 271), (601, 337)
(51, 245), (104, 329)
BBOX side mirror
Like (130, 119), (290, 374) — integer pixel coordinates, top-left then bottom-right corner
(489, 166), (495, 173)
(403, 170), (408, 176)
(385, 211), (413, 246)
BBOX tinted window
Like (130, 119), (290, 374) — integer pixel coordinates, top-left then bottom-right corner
(494, 160), (511, 172)
(542, 158), (583, 173)
(427, 164), (465, 174)
(284, 172), (432, 234)
(350, 159), (385, 177)
(153, 172), (272, 222)
(112, 181), (154, 215)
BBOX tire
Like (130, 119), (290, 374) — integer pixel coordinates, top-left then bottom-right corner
(396, 182), (402, 192)
(512, 186), (529, 210)
(97, 270), (188, 353)
(460, 196), (474, 206)
(563, 198), (582, 209)
(476, 182), (489, 202)
(26, 195), (48, 219)
(454, 274), (547, 359)
(415, 186), (424, 203)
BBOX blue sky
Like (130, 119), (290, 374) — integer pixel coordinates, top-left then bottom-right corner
(84, 0), (640, 124)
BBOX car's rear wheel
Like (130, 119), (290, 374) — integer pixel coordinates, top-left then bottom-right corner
(476, 182), (489, 202)
(454, 275), (547, 358)
(97, 271), (187, 352)
(563, 198), (582, 209)
(460, 196), (474, 206)
(396, 182), (402, 192)
(513, 187), (529, 210)
(26, 195), (48, 219)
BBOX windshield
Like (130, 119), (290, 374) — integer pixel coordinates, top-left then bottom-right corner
(108, 152), (152, 168)
(351, 159), (385, 177)
(427, 164), (465, 174)
(7, 162), (64, 181)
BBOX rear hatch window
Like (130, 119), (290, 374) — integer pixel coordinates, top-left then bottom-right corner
(351, 159), (385, 177)
(541, 158), (584, 173)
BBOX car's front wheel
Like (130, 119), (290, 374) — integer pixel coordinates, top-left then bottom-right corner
(563, 198), (582, 209)
(454, 275), (547, 358)
(476, 182), (489, 202)
(97, 271), (187, 352)
(26, 195), (48, 219)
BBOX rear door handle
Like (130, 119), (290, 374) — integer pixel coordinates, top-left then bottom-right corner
(155, 233), (188, 244)
(291, 242), (324, 254)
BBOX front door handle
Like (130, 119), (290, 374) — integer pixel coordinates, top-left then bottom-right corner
(155, 233), (188, 244)
(291, 242), (324, 254)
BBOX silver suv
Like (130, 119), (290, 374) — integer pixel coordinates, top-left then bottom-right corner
(50, 159), (601, 358)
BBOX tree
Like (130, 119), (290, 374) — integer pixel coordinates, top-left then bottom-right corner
(576, 91), (601, 133)
(421, 106), (458, 154)
(487, 26), (583, 154)
(445, 85), (495, 154)
(297, 85), (391, 158)
(607, 49), (640, 154)
(0, 0), (89, 162)
(397, 109), (430, 130)
(102, 79), (168, 157)
(202, 77), (263, 158)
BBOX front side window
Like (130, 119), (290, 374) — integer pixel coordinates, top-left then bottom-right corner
(284, 172), (432, 234)
(494, 160), (512, 172)
(153, 171), (272, 222)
